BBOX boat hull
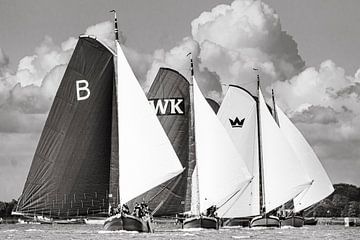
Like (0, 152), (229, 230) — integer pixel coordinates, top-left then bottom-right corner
(103, 214), (153, 232)
(223, 217), (250, 227)
(182, 216), (219, 229)
(281, 216), (304, 227)
(304, 217), (318, 225)
(250, 215), (280, 228)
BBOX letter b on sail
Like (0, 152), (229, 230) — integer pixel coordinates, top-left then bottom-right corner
(76, 80), (90, 101)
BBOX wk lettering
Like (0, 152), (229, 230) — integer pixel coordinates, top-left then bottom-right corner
(149, 98), (185, 115)
(76, 80), (90, 101)
(229, 117), (245, 128)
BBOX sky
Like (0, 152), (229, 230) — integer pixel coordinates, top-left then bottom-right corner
(0, 0), (359, 201)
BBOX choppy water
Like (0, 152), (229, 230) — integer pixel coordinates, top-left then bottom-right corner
(1, 224), (359, 240)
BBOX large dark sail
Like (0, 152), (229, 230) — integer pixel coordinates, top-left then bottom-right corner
(128, 68), (194, 216)
(16, 36), (115, 218)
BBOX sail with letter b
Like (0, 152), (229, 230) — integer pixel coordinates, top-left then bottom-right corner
(17, 36), (116, 218)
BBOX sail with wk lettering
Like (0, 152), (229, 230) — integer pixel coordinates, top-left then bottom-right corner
(15, 36), (116, 218)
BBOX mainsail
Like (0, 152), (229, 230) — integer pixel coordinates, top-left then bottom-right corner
(276, 105), (334, 212)
(259, 89), (311, 213)
(17, 36), (116, 218)
(217, 85), (260, 217)
(217, 85), (311, 217)
(128, 67), (193, 216)
(115, 42), (183, 204)
(192, 77), (251, 214)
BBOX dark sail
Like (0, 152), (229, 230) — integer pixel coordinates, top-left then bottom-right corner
(206, 98), (220, 114)
(128, 68), (194, 216)
(16, 36), (115, 218)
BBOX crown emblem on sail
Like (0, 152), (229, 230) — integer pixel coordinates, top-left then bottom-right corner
(229, 117), (245, 128)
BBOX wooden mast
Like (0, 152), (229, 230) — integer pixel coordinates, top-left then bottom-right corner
(188, 53), (200, 216)
(254, 69), (265, 215)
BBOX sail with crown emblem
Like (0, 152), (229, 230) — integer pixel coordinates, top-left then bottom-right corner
(217, 85), (312, 219)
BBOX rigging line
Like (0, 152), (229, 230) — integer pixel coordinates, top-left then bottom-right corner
(217, 177), (254, 217)
(293, 180), (314, 206)
(148, 174), (183, 203)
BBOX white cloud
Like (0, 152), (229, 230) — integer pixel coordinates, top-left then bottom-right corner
(191, 0), (305, 95)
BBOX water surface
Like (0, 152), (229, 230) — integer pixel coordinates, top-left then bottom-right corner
(1, 223), (358, 239)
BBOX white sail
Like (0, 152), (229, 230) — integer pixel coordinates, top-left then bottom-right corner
(192, 78), (252, 213)
(259, 89), (311, 213)
(216, 86), (260, 217)
(276, 105), (334, 212)
(116, 41), (183, 204)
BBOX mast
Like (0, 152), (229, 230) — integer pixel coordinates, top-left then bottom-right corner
(271, 89), (280, 126)
(110, 10), (119, 41)
(188, 53), (200, 215)
(110, 9), (120, 208)
(254, 68), (265, 215)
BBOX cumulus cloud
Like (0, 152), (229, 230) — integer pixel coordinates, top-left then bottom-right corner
(272, 59), (360, 184)
(191, 0), (305, 95)
(0, 36), (71, 135)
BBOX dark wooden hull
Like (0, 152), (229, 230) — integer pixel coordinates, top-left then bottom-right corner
(223, 217), (250, 227)
(250, 215), (280, 228)
(281, 216), (304, 227)
(103, 214), (153, 232)
(182, 216), (219, 229)
(304, 217), (318, 225)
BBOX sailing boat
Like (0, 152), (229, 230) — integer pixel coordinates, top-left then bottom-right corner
(125, 67), (193, 217)
(127, 68), (221, 218)
(270, 90), (334, 227)
(179, 57), (251, 229)
(13, 35), (117, 222)
(102, 11), (183, 232)
(217, 72), (311, 228)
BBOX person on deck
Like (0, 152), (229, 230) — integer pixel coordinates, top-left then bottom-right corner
(133, 202), (141, 218)
(122, 204), (130, 215)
